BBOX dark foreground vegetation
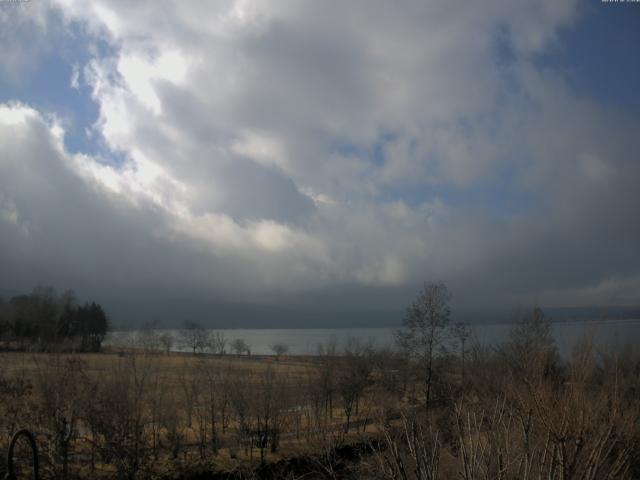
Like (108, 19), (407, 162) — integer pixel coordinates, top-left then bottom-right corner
(0, 283), (639, 479)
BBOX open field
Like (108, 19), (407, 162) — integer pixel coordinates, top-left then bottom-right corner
(0, 347), (398, 479)
(2, 316), (640, 479)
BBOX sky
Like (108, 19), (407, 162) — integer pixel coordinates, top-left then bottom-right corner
(1, 0), (639, 327)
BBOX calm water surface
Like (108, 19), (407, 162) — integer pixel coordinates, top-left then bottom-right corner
(107, 318), (640, 356)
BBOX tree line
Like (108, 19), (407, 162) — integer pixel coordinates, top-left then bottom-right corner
(0, 286), (108, 351)
(134, 320), (290, 357)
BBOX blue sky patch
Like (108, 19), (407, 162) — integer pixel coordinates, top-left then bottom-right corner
(533, 0), (640, 115)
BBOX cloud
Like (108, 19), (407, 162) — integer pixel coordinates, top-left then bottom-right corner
(0, 104), (330, 301)
(0, 2), (51, 82)
(0, 0), (639, 324)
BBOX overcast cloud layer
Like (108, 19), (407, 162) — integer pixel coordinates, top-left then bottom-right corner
(1, 1), (639, 324)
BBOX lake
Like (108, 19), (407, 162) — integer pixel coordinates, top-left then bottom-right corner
(106, 318), (640, 356)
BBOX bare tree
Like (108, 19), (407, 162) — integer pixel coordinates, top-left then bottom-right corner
(145, 358), (163, 460)
(451, 322), (471, 385)
(179, 320), (210, 355)
(373, 410), (441, 480)
(210, 331), (227, 355)
(159, 331), (174, 353)
(504, 307), (559, 382)
(136, 320), (161, 352)
(397, 282), (451, 412)
(270, 342), (289, 359)
(303, 365), (329, 434)
(254, 367), (288, 460)
(201, 360), (225, 454)
(316, 337), (338, 422)
(229, 375), (254, 457)
(337, 338), (372, 433)
(33, 355), (85, 480)
(231, 338), (250, 356)
(191, 365), (210, 459)
(81, 355), (154, 479)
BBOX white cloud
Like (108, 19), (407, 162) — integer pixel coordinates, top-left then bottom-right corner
(70, 63), (80, 89)
(1, 0), (640, 316)
(231, 130), (289, 171)
(116, 50), (191, 115)
(0, 102), (38, 124)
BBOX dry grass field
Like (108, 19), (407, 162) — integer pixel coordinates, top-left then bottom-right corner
(0, 347), (395, 479)
(1, 316), (640, 479)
